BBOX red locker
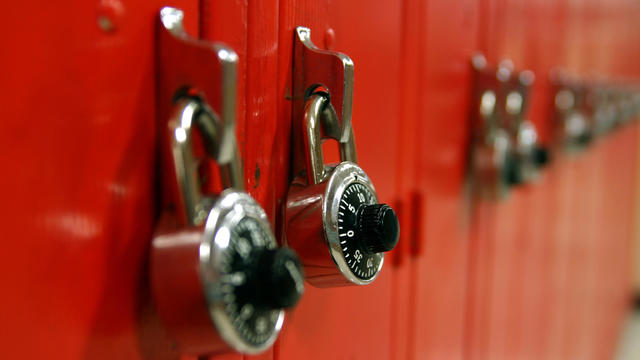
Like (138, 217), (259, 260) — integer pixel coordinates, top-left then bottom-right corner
(1, 1), (640, 360)
(465, 1), (640, 360)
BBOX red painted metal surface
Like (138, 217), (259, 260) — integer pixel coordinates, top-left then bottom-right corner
(465, 1), (640, 360)
(413, 1), (479, 359)
(273, 1), (401, 359)
(2, 1), (640, 360)
(0, 1), (201, 359)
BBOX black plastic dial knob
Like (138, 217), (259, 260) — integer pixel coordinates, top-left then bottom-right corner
(251, 247), (304, 309)
(576, 132), (593, 146)
(357, 204), (400, 254)
(532, 146), (550, 167)
(503, 151), (523, 186)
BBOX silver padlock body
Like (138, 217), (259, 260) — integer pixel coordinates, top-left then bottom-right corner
(152, 189), (285, 354)
(286, 162), (384, 287)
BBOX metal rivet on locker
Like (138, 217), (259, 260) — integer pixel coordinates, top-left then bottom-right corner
(150, 7), (304, 355)
(284, 27), (400, 287)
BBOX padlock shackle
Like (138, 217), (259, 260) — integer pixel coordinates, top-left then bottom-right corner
(197, 100), (244, 193)
(169, 97), (243, 227)
(303, 93), (357, 185)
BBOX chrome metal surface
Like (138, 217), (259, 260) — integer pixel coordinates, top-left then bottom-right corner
(505, 91), (523, 116)
(294, 27), (354, 142)
(550, 71), (595, 151)
(471, 53), (501, 135)
(155, 7), (289, 354)
(297, 93), (381, 284)
(291, 27), (356, 180)
(323, 162), (383, 285)
(200, 190), (285, 354)
(515, 120), (540, 181)
(159, 6), (242, 198)
(474, 128), (513, 199)
(286, 46), (389, 285)
(303, 93), (357, 185)
(502, 65), (541, 183)
(470, 54), (517, 198)
(469, 54), (544, 196)
(498, 60), (530, 132)
(553, 87), (591, 150)
(168, 98), (244, 226)
(480, 91), (497, 121)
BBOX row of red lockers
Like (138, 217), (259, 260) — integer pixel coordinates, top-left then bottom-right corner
(1, 0), (640, 359)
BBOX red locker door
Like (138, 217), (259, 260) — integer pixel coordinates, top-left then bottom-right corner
(273, 1), (403, 359)
(0, 0), (202, 358)
(4, 1), (640, 360)
(466, 0), (640, 359)
(0, 1), (277, 359)
(412, 0), (479, 359)
(468, 1), (571, 359)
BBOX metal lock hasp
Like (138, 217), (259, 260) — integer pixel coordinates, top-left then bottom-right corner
(151, 7), (303, 355)
(592, 82), (623, 135)
(499, 62), (548, 183)
(469, 53), (518, 200)
(550, 71), (594, 152)
(285, 27), (399, 287)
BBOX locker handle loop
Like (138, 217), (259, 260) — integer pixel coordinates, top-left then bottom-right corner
(303, 90), (357, 185)
(169, 97), (243, 227)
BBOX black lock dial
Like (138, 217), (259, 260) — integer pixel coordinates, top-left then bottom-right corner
(337, 183), (399, 280)
(217, 217), (304, 348)
(358, 204), (400, 254)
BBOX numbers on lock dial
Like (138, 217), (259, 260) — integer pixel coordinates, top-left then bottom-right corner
(218, 217), (280, 347)
(337, 183), (381, 280)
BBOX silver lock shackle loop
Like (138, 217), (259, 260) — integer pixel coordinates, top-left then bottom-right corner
(170, 96), (243, 227)
(303, 92), (357, 185)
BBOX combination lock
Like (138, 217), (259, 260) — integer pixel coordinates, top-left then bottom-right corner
(285, 28), (400, 287)
(551, 71), (594, 151)
(469, 54), (546, 199)
(500, 62), (548, 183)
(470, 54), (517, 199)
(150, 7), (303, 355)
